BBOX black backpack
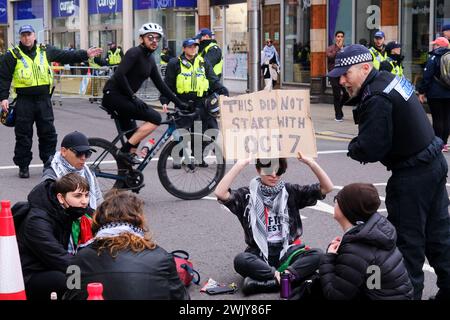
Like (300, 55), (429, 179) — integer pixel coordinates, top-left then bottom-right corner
(11, 201), (31, 230)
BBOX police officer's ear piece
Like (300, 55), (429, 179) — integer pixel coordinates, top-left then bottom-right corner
(352, 107), (359, 125)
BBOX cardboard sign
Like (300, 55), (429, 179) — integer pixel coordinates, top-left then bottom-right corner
(219, 89), (317, 160)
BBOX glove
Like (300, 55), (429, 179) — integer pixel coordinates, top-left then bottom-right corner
(178, 101), (192, 111)
(132, 95), (147, 109)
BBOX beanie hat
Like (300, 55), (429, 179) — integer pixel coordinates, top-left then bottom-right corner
(335, 183), (381, 225)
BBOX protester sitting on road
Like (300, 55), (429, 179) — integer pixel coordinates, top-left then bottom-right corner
(42, 131), (102, 209)
(214, 154), (333, 296)
(417, 37), (450, 152)
(319, 183), (413, 300)
(63, 189), (190, 300)
(16, 173), (93, 300)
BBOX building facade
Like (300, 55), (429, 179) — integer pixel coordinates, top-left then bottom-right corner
(2, 1), (450, 98)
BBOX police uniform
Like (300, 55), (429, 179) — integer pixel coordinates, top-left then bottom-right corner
(197, 28), (223, 79)
(0, 31), (92, 177)
(328, 44), (450, 300)
(160, 42), (228, 131)
(379, 41), (404, 77)
(369, 46), (388, 70)
(107, 47), (122, 66)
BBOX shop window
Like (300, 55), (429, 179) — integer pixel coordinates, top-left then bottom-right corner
(401, 0), (430, 85)
(224, 3), (247, 80)
(284, 0), (311, 83)
(436, 0), (450, 36)
(328, 0), (352, 46)
(355, 0), (381, 48)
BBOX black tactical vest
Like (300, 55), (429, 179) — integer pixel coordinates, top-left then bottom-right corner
(357, 71), (435, 168)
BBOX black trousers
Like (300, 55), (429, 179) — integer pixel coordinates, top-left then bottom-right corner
(13, 94), (57, 168)
(386, 153), (450, 300)
(428, 98), (450, 145)
(25, 270), (67, 300)
(233, 245), (322, 282)
(329, 77), (348, 120)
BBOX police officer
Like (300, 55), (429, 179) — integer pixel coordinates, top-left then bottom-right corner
(379, 41), (404, 77)
(160, 47), (172, 77)
(106, 42), (123, 66)
(369, 30), (387, 70)
(196, 28), (223, 79)
(0, 25), (102, 178)
(160, 38), (228, 132)
(328, 44), (450, 300)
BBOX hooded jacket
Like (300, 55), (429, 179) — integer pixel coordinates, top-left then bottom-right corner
(319, 213), (414, 300)
(417, 47), (450, 99)
(16, 180), (79, 283)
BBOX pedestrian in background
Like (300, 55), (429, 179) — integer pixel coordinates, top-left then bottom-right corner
(418, 37), (450, 152)
(327, 30), (348, 121)
(379, 41), (404, 77)
(329, 44), (450, 300)
(63, 189), (190, 300)
(215, 155), (333, 296)
(369, 30), (387, 70)
(319, 183), (413, 300)
(261, 39), (280, 91)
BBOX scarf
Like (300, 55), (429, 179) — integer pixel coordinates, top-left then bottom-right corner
(50, 151), (103, 209)
(248, 177), (290, 261)
(68, 214), (94, 255)
(261, 45), (280, 66)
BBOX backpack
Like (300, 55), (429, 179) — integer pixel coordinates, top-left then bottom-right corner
(171, 250), (200, 286)
(435, 52), (450, 89)
(11, 201), (31, 230)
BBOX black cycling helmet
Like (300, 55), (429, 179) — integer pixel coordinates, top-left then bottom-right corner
(1, 103), (16, 127)
(205, 93), (220, 118)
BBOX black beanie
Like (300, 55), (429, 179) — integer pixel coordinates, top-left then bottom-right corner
(335, 183), (381, 225)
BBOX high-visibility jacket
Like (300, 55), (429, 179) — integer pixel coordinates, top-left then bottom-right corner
(369, 47), (387, 70)
(88, 57), (101, 69)
(107, 48), (122, 65)
(386, 58), (404, 77)
(201, 42), (223, 76)
(176, 55), (209, 97)
(9, 44), (53, 92)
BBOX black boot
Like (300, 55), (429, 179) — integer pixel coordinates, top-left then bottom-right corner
(241, 277), (279, 296)
(18, 166), (29, 179)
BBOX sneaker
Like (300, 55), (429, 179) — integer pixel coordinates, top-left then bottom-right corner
(18, 166), (30, 179)
(117, 150), (142, 165)
(334, 117), (344, 122)
(442, 145), (448, 152)
(241, 277), (279, 296)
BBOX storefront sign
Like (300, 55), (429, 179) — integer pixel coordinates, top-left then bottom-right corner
(14, 0), (44, 20)
(88, 0), (123, 14)
(366, 5), (380, 30)
(412, 5), (430, 15)
(220, 90), (316, 160)
(52, 0), (79, 18)
(134, 0), (196, 9)
(0, 0), (7, 24)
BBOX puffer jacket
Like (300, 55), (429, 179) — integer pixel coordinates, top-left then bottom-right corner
(63, 243), (190, 300)
(319, 213), (414, 300)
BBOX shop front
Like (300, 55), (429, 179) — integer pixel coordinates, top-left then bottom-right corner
(133, 0), (197, 61)
(0, 0), (7, 52)
(13, 0), (44, 43)
(51, 0), (80, 49)
(88, 0), (123, 51)
(211, 0), (248, 93)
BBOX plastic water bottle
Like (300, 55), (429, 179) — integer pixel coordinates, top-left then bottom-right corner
(87, 282), (104, 300)
(140, 138), (155, 158)
(280, 272), (291, 300)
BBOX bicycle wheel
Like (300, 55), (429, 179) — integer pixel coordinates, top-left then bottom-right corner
(158, 133), (226, 200)
(88, 137), (129, 193)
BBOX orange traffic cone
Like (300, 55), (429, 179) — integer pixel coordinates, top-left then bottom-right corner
(0, 200), (26, 300)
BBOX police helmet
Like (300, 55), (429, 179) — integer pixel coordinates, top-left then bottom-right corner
(0, 104), (16, 127)
(139, 23), (164, 37)
(205, 93), (220, 118)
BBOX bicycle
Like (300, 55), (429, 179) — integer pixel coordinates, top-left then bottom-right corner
(88, 105), (226, 200)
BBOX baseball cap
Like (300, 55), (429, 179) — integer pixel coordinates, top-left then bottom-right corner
(385, 41), (402, 52)
(61, 131), (94, 152)
(195, 28), (213, 39)
(374, 30), (385, 38)
(431, 37), (450, 48)
(18, 25), (35, 34)
(442, 24), (450, 32)
(327, 44), (373, 78)
(182, 38), (199, 47)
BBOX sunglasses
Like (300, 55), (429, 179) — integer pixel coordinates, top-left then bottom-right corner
(260, 166), (286, 176)
(146, 34), (161, 43)
(69, 148), (92, 159)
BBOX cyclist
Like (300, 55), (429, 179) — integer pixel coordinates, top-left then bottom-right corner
(101, 22), (188, 165)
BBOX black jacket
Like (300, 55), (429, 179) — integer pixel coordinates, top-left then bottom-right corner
(319, 213), (414, 300)
(63, 243), (190, 300)
(219, 183), (325, 252)
(0, 41), (89, 99)
(417, 47), (450, 99)
(16, 180), (76, 283)
(160, 53), (228, 105)
(199, 39), (223, 76)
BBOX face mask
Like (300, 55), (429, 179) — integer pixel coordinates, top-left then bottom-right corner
(390, 54), (403, 62)
(65, 206), (87, 220)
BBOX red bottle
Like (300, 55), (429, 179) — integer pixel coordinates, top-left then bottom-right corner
(87, 283), (104, 300)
